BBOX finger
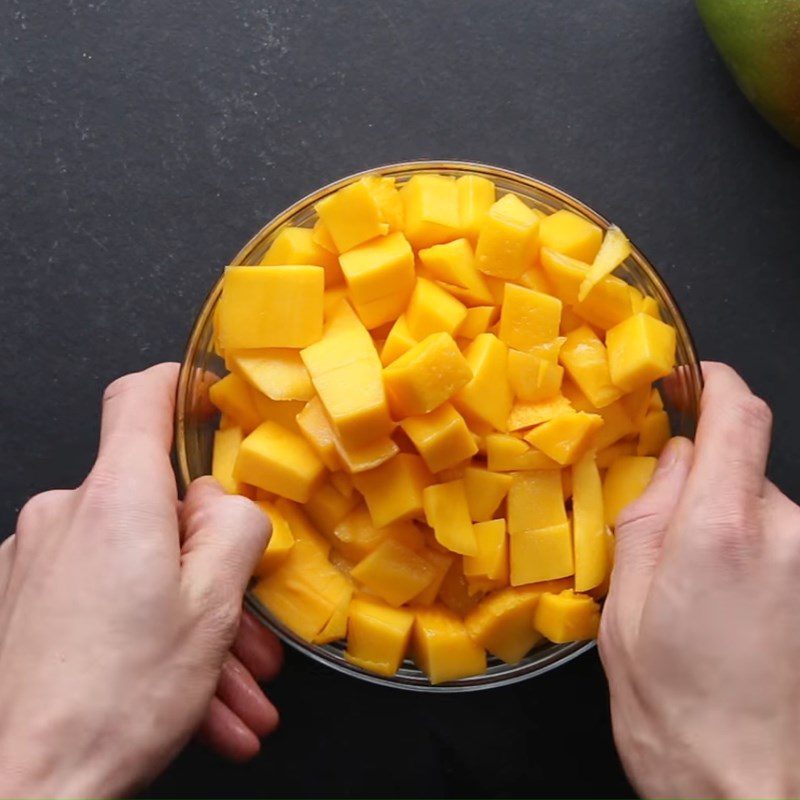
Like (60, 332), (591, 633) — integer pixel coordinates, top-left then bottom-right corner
(233, 610), (284, 682)
(0, 535), (16, 599)
(180, 477), (270, 636)
(608, 437), (694, 621)
(196, 696), (261, 762)
(216, 654), (279, 737)
(95, 363), (180, 470)
(688, 362), (772, 503)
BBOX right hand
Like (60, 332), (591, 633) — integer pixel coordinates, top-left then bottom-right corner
(599, 362), (800, 799)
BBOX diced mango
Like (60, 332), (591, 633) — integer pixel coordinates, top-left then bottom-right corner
(333, 431), (400, 475)
(401, 174), (461, 249)
(463, 467), (512, 522)
(457, 306), (499, 339)
(452, 333), (513, 431)
(463, 519), (508, 585)
(339, 232), (415, 329)
(234, 421), (326, 503)
(523, 410), (604, 466)
(405, 277), (468, 340)
(603, 455), (658, 527)
(637, 410), (671, 456)
(517, 266), (553, 294)
(383, 332), (472, 417)
(345, 595), (415, 676)
(559, 326), (622, 408)
(331, 505), (389, 562)
(250, 393), (304, 434)
(313, 588), (353, 644)
(361, 174), (404, 231)
(475, 193), (540, 278)
(227, 348), (314, 402)
(485, 434), (561, 472)
(508, 349), (565, 403)
(412, 547), (456, 606)
(577, 225), (631, 302)
(260, 226), (343, 286)
(456, 174), (496, 241)
(534, 589), (600, 643)
(274, 497), (332, 555)
(640, 295), (661, 318)
(437, 560), (482, 615)
(352, 453), (433, 528)
(212, 426), (248, 494)
(253, 500), (296, 576)
(621, 383), (653, 427)
(596, 439), (637, 469)
(219, 265), (324, 349)
(399, 403), (478, 473)
(507, 470), (567, 534)
(413, 605), (487, 684)
(465, 586), (543, 663)
(312, 218), (338, 254)
(606, 312), (677, 392)
(507, 394), (573, 431)
(418, 238), (493, 306)
(380, 315), (417, 366)
(303, 481), (358, 536)
(351, 533), (436, 607)
(561, 380), (636, 450)
(315, 181), (386, 252)
(510, 523), (574, 586)
(422, 480), (478, 556)
(538, 210), (602, 262)
(572, 453), (608, 592)
(209, 373), (262, 433)
(499, 284), (562, 352)
(296, 396), (343, 471)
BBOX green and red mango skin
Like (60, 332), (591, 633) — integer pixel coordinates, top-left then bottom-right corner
(697, 0), (800, 148)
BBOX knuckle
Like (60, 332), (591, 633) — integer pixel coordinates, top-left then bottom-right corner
(735, 394), (772, 431)
(193, 583), (242, 641)
(17, 491), (64, 532)
(615, 500), (662, 538)
(102, 372), (139, 405)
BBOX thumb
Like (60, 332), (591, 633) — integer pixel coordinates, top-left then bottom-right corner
(608, 437), (694, 617)
(180, 477), (271, 649)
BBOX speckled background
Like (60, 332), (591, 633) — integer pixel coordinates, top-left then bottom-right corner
(2, 1), (798, 797)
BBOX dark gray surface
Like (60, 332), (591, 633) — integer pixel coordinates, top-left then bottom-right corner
(1, 0), (798, 797)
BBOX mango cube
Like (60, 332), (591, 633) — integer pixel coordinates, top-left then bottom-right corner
(603, 455), (658, 527)
(508, 349), (565, 403)
(312, 218), (338, 254)
(405, 277), (468, 340)
(507, 394), (573, 431)
(383, 332), (472, 417)
(315, 181), (386, 252)
(209, 373), (262, 433)
(351, 532), (435, 606)
(463, 519), (508, 585)
(523, 410), (603, 466)
(456, 174), (496, 241)
(401, 174), (461, 249)
(331, 505), (389, 562)
(637, 409), (671, 456)
(485, 434), (561, 472)
(339, 232), (415, 329)
(452, 333), (513, 431)
(606, 312), (677, 392)
(219, 265), (324, 349)
(380, 315), (417, 366)
(345, 596), (415, 676)
(399, 403), (478, 473)
(507, 470), (567, 534)
(534, 589), (600, 643)
(457, 306), (499, 339)
(422, 480), (478, 556)
(538, 210), (602, 262)
(234, 421), (326, 503)
(260, 226), (342, 287)
(295, 396), (343, 471)
(303, 481), (358, 536)
(559, 326), (622, 408)
(228, 348), (314, 402)
(572, 453), (608, 592)
(413, 605), (487, 684)
(412, 547), (455, 606)
(465, 586), (543, 663)
(475, 193), (540, 278)
(212, 426), (248, 495)
(499, 284), (562, 352)
(561, 380), (635, 449)
(510, 523), (574, 586)
(253, 500), (296, 575)
(352, 453), (433, 528)
(463, 467), (512, 522)
(361, 174), (404, 231)
(596, 439), (637, 469)
(418, 238), (493, 306)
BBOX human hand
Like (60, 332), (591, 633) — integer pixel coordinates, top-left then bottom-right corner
(600, 362), (800, 798)
(0, 364), (282, 798)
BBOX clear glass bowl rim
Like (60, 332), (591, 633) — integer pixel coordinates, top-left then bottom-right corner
(174, 159), (702, 693)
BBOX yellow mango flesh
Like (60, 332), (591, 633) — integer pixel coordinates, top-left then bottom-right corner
(534, 589), (601, 643)
(213, 172), (682, 682)
(413, 605), (487, 684)
(603, 455), (658, 527)
(219, 265), (324, 349)
(345, 595), (415, 676)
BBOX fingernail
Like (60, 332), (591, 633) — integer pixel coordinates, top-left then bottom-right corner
(657, 438), (682, 471)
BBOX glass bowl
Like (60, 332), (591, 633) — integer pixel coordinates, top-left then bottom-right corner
(175, 160), (702, 693)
